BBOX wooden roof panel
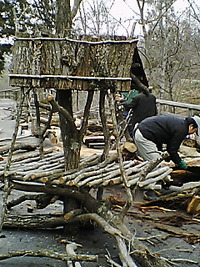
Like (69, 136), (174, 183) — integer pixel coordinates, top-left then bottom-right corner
(10, 36), (138, 91)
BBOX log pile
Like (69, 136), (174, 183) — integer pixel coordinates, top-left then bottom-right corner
(0, 140), (199, 205)
(0, 145), (173, 191)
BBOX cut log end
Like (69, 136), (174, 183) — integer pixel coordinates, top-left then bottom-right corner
(47, 95), (54, 102)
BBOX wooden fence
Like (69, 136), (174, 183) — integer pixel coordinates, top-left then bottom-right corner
(157, 99), (200, 117)
(0, 88), (20, 100)
(0, 88), (199, 118)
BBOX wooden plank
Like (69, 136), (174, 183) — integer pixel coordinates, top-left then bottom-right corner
(9, 74), (132, 81)
(157, 99), (200, 111)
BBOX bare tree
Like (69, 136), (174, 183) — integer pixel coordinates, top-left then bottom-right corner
(74, 0), (133, 36)
(131, 0), (200, 101)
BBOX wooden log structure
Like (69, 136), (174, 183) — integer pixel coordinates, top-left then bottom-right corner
(0, 145), (198, 194)
(9, 36), (143, 92)
(4, 33), (199, 266)
(0, 148), (173, 190)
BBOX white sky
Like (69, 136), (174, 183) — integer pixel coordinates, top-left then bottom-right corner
(1, 0), (198, 41)
(108, 0), (191, 35)
(72, 0), (196, 36)
(109, 0), (190, 16)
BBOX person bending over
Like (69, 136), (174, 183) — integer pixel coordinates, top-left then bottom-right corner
(133, 115), (200, 169)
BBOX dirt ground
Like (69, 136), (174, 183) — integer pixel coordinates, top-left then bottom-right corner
(0, 185), (199, 267)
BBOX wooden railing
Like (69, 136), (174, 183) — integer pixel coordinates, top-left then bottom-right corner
(0, 88), (200, 118)
(156, 99), (200, 117)
(0, 88), (20, 100)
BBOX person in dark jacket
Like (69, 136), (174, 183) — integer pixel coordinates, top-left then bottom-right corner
(133, 115), (199, 169)
(116, 87), (157, 137)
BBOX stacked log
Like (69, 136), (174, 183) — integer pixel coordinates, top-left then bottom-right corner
(0, 148), (173, 191)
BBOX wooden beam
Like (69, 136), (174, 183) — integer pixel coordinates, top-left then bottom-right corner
(9, 74), (132, 81)
(14, 37), (139, 44)
(156, 99), (200, 111)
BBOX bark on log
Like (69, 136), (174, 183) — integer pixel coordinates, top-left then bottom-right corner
(140, 186), (200, 210)
(4, 214), (66, 228)
(0, 249), (97, 262)
(170, 169), (200, 185)
(10, 180), (101, 213)
(169, 182), (200, 192)
(7, 194), (40, 209)
(0, 143), (38, 155)
(99, 89), (112, 161)
(138, 168), (173, 187)
(65, 242), (97, 262)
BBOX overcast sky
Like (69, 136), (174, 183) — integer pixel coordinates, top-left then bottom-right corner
(107, 0), (198, 36)
(110, 0), (190, 16)
(74, 0), (197, 36)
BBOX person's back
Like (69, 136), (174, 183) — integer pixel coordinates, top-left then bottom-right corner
(134, 115), (199, 167)
(138, 115), (188, 150)
(122, 92), (157, 135)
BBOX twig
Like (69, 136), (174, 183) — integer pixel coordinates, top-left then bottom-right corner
(138, 235), (162, 246)
(105, 255), (122, 267)
(107, 89), (133, 219)
(170, 258), (198, 264)
(66, 242), (97, 262)
(0, 88), (28, 231)
(33, 89), (44, 158)
(0, 249), (97, 262)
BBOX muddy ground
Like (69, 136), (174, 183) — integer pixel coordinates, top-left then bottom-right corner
(0, 185), (199, 267)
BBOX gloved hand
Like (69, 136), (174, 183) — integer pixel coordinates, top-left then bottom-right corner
(179, 160), (188, 170)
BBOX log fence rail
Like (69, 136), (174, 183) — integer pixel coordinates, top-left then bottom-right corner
(157, 98), (200, 117)
(1, 88), (200, 118)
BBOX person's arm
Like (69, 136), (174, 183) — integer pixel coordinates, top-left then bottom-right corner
(121, 95), (140, 111)
(153, 95), (158, 115)
(166, 133), (186, 166)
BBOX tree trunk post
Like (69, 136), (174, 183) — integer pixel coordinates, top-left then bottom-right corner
(56, 90), (81, 234)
